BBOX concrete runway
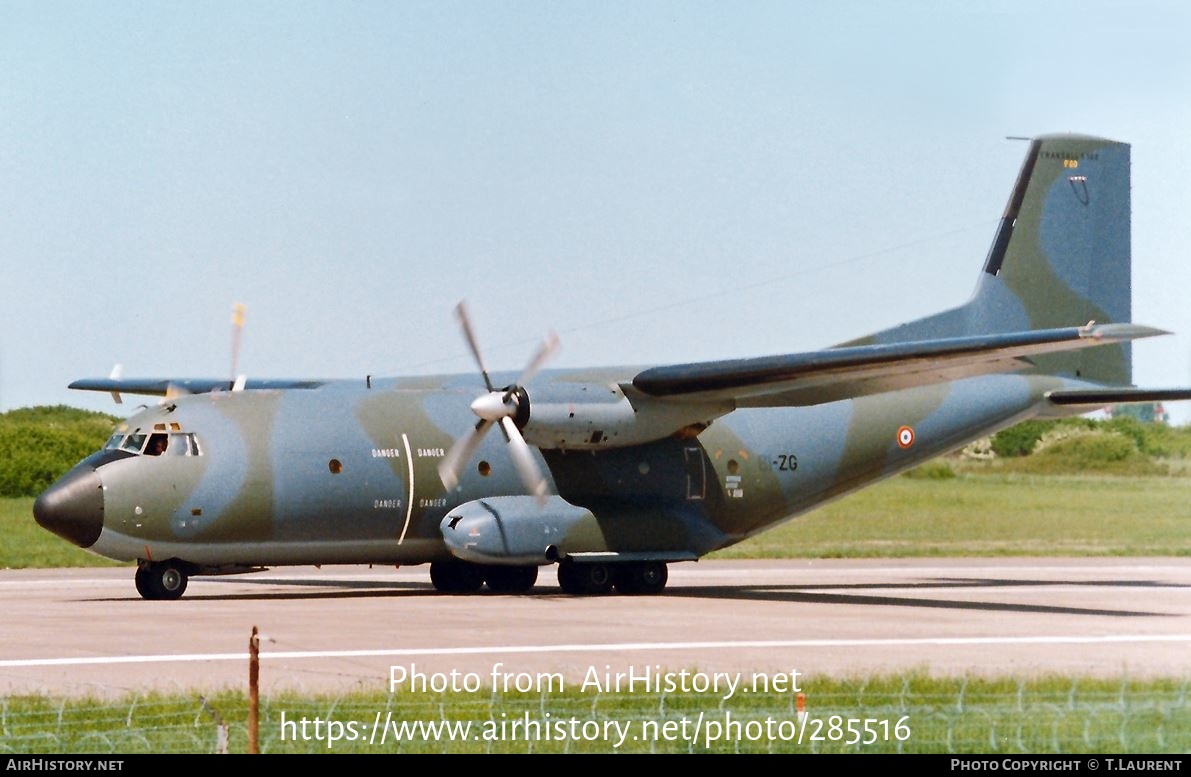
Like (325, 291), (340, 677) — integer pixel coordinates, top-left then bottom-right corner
(1, 558), (1189, 697)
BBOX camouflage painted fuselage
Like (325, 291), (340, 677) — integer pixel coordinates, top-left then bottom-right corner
(86, 368), (1076, 569)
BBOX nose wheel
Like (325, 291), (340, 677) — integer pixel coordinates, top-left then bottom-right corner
(135, 560), (189, 600)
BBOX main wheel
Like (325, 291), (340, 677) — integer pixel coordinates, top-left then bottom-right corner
(134, 566), (152, 598)
(137, 561), (189, 600)
(557, 560), (614, 595)
(614, 562), (668, 595)
(430, 561), (485, 594)
(483, 565), (538, 594)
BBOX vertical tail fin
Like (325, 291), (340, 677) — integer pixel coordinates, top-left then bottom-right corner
(846, 134), (1133, 386)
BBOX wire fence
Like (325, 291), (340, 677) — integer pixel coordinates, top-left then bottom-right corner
(2, 676), (1188, 754)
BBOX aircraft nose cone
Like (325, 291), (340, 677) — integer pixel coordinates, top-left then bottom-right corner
(33, 465), (104, 548)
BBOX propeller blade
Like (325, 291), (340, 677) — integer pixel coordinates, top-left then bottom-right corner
(108, 364), (124, 405)
(162, 382), (193, 404)
(515, 330), (560, 388)
(454, 301), (494, 393)
(438, 418), (495, 491)
(500, 417), (549, 505)
(230, 303), (246, 383)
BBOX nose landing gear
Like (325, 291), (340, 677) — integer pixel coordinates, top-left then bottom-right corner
(135, 560), (190, 600)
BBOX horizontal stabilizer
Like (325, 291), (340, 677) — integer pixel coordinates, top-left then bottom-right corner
(632, 323), (1168, 408)
(68, 377), (327, 397)
(1046, 388), (1191, 407)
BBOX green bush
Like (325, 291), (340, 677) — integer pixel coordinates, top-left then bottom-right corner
(990, 415), (1191, 460)
(1038, 431), (1137, 462)
(1010, 428), (1165, 476)
(0, 406), (120, 497)
(1100, 416), (1162, 456)
(990, 420), (1056, 457)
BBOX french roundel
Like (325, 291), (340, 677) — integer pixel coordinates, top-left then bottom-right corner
(896, 425), (915, 448)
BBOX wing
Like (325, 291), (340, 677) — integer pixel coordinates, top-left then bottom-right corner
(68, 377), (328, 398)
(631, 323), (1169, 408)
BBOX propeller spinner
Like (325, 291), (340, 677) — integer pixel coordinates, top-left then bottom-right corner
(437, 302), (559, 504)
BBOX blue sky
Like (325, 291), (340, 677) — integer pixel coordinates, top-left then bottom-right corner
(3, 1), (1190, 422)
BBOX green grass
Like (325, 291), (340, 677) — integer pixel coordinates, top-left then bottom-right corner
(0, 498), (126, 569)
(712, 473), (1191, 559)
(2, 674), (1186, 753)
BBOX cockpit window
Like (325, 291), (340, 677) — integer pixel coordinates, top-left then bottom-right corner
(121, 433), (147, 453)
(113, 427), (202, 457)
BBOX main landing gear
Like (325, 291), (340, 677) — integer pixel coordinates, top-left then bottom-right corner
(428, 559), (669, 595)
(429, 561), (539, 594)
(556, 559), (668, 595)
(135, 560), (190, 600)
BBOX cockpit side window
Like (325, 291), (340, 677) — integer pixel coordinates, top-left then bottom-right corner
(165, 433), (199, 456)
(145, 433), (169, 456)
(104, 433), (125, 450)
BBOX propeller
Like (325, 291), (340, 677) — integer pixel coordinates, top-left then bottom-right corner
(162, 302), (246, 403)
(108, 364), (124, 405)
(437, 301), (559, 504)
(105, 302), (247, 406)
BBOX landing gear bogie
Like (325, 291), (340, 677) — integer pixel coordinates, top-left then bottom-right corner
(483, 565), (538, 594)
(557, 560), (669, 595)
(557, 559), (614, 595)
(430, 561), (486, 594)
(614, 561), (668, 595)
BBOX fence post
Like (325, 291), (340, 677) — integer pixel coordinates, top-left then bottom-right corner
(249, 625), (260, 754)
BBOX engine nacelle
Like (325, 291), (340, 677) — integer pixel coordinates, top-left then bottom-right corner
(520, 381), (730, 450)
(439, 495), (605, 565)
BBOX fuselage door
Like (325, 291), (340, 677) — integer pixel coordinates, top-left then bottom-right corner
(683, 446), (705, 501)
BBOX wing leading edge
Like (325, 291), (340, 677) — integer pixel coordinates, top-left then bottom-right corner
(631, 323), (1169, 408)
